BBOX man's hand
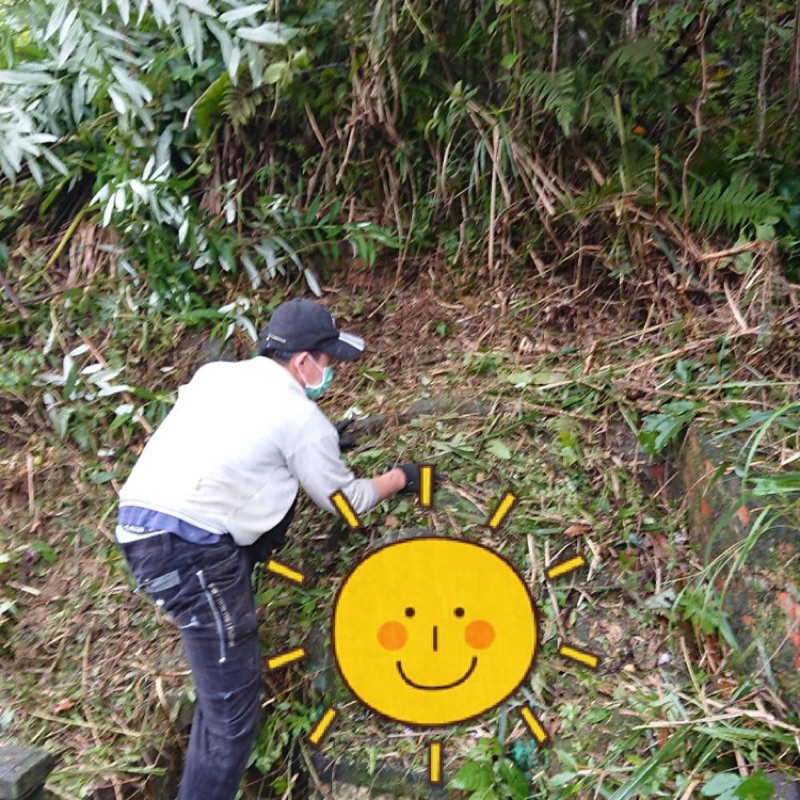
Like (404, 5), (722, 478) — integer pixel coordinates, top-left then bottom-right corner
(396, 463), (436, 494)
(335, 419), (358, 452)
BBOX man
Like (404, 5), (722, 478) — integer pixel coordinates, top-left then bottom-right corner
(116, 298), (424, 800)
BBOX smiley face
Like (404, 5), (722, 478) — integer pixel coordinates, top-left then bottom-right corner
(332, 537), (537, 727)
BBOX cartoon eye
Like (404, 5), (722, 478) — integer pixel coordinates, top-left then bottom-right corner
(454, 607), (465, 618)
(405, 607), (415, 618)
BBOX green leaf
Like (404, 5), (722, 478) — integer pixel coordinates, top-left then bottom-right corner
(639, 400), (699, 455)
(470, 789), (501, 800)
(505, 370), (566, 387)
(192, 72), (232, 135)
(263, 61), (289, 84)
(750, 471), (800, 496)
(501, 52), (519, 69)
(506, 371), (532, 386)
(449, 760), (493, 791)
(486, 439), (512, 460)
(702, 773), (741, 797)
(734, 772), (775, 799)
(497, 759), (529, 798)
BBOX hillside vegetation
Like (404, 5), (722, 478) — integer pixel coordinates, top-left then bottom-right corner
(1, 0), (800, 798)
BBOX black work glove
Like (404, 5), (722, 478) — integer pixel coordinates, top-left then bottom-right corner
(334, 419), (359, 452)
(396, 463), (436, 494)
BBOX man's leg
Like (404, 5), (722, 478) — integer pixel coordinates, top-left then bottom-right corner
(176, 542), (261, 800)
(123, 536), (262, 800)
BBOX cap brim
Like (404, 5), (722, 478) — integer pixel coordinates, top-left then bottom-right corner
(322, 331), (366, 362)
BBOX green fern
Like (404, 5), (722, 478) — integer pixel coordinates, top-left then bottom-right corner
(730, 60), (757, 112)
(222, 79), (274, 129)
(605, 36), (662, 80)
(518, 68), (578, 137)
(676, 174), (785, 234)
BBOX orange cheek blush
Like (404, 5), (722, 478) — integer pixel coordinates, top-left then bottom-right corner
(378, 621), (408, 650)
(465, 620), (495, 649)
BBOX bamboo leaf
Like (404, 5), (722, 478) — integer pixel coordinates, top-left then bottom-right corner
(178, 0), (217, 16)
(236, 22), (298, 44)
(0, 70), (57, 86)
(304, 267), (322, 296)
(117, 0), (131, 24)
(219, 4), (266, 23)
(45, 0), (69, 41)
(58, 7), (79, 47)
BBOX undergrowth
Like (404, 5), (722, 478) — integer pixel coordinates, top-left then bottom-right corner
(2, 263), (799, 798)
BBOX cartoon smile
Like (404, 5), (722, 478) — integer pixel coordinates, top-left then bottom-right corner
(396, 656), (478, 690)
(333, 537), (537, 726)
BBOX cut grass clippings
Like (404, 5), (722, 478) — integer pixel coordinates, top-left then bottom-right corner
(1, 266), (800, 799)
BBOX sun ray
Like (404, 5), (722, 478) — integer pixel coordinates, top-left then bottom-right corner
(330, 490), (362, 528)
(419, 464), (435, 508)
(520, 706), (549, 744)
(266, 559), (305, 584)
(546, 554), (587, 580)
(558, 643), (600, 669)
(486, 490), (518, 530)
(267, 647), (306, 670)
(309, 707), (338, 747)
(429, 741), (443, 784)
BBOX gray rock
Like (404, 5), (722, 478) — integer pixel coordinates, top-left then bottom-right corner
(0, 745), (54, 800)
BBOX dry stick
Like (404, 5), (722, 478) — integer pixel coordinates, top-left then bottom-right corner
(526, 533), (538, 591)
(335, 122), (357, 185)
(305, 103), (328, 151)
(465, 104), (513, 204)
(698, 241), (763, 261)
(756, 15), (771, 155)
(678, 780), (702, 800)
(681, 10), (710, 227)
(724, 282), (750, 333)
(26, 453), (35, 517)
(488, 125), (500, 274)
(792, 0), (800, 94)
(628, 0), (638, 38)
(551, 0), (561, 72)
(46, 205), (89, 270)
(543, 541), (567, 641)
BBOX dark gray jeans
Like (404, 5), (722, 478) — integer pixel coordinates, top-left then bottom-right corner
(121, 505), (294, 800)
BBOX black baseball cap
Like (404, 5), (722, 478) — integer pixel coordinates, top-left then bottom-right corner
(260, 298), (366, 362)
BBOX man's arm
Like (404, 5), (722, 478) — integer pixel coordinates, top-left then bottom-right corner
(371, 467), (408, 501)
(287, 431), (387, 515)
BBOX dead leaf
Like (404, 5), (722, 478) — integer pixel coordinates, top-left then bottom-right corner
(52, 698), (75, 714)
(565, 524), (591, 537)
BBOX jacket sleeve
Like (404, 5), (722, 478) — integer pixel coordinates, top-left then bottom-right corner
(285, 421), (378, 515)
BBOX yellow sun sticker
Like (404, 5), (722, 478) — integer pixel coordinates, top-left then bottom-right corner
(271, 482), (602, 784)
(333, 536), (538, 727)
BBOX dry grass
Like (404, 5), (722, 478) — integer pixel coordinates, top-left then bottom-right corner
(1, 245), (798, 797)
